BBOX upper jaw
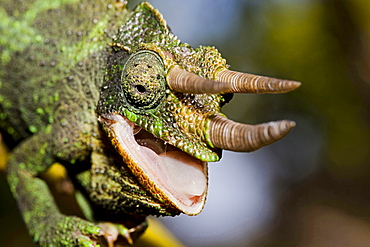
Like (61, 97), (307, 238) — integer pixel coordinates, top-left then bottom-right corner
(98, 113), (208, 216)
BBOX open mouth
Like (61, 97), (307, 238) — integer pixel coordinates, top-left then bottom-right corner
(99, 113), (208, 215)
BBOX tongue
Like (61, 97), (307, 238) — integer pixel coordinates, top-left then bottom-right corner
(159, 151), (207, 204)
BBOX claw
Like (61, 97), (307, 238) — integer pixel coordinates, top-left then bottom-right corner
(98, 221), (147, 246)
(128, 221), (148, 234)
(115, 225), (133, 245)
(99, 223), (120, 247)
(117, 221), (148, 245)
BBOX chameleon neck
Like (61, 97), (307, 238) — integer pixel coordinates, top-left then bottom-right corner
(0, 1), (129, 143)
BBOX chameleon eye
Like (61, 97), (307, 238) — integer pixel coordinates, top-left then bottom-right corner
(121, 50), (166, 109)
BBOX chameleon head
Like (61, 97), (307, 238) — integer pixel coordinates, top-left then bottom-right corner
(97, 2), (301, 216)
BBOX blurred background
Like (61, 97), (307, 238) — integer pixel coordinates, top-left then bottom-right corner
(1, 0), (370, 246)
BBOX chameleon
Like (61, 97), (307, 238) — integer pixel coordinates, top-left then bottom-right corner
(0, 0), (301, 246)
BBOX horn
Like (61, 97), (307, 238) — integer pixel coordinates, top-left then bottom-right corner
(167, 67), (232, 93)
(209, 115), (295, 152)
(216, 69), (301, 94)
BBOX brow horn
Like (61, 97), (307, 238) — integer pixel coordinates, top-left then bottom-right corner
(216, 69), (301, 94)
(167, 67), (232, 93)
(209, 115), (295, 152)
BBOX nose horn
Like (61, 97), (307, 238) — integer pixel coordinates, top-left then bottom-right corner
(209, 115), (296, 152)
(216, 69), (301, 94)
(167, 67), (301, 95)
(167, 67), (232, 93)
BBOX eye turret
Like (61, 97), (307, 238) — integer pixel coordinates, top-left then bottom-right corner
(121, 50), (166, 109)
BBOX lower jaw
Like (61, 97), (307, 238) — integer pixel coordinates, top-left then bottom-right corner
(98, 113), (208, 216)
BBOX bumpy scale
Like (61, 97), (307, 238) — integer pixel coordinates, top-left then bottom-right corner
(0, 1), (300, 246)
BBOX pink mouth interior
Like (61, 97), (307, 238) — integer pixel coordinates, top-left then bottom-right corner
(104, 114), (208, 215)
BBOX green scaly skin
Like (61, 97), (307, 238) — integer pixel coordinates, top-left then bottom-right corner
(0, 0), (241, 246)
